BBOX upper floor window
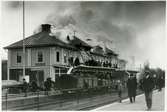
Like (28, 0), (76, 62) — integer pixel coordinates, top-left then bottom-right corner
(68, 57), (74, 65)
(56, 51), (60, 62)
(64, 54), (67, 63)
(17, 54), (21, 63)
(38, 51), (43, 62)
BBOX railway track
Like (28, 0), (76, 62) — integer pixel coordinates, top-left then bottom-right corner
(4, 94), (75, 110)
(3, 90), (143, 110)
(3, 90), (114, 110)
(78, 91), (143, 110)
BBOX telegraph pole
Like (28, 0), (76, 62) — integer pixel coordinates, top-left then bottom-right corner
(23, 1), (25, 79)
(73, 30), (76, 36)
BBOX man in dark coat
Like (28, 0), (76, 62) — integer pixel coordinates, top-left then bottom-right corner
(133, 76), (137, 101)
(31, 80), (38, 92)
(22, 78), (28, 97)
(127, 74), (137, 103)
(44, 77), (52, 95)
(157, 77), (164, 91)
(46, 78), (52, 90)
(141, 71), (155, 110)
(117, 80), (123, 103)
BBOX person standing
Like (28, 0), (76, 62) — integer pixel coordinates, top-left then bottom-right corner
(22, 78), (28, 97)
(127, 74), (137, 103)
(141, 71), (155, 110)
(117, 80), (123, 103)
(157, 77), (164, 91)
(132, 76), (137, 102)
(31, 80), (38, 92)
(44, 77), (53, 95)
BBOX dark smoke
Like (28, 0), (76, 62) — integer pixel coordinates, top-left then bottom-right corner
(3, 1), (22, 9)
(43, 1), (165, 60)
(46, 15), (76, 28)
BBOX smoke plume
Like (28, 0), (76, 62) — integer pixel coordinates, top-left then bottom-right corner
(35, 1), (165, 67)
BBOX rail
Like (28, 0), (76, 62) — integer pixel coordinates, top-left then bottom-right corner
(2, 87), (145, 110)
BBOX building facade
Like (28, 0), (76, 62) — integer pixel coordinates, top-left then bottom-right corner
(4, 24), (126, 86)
(2, 60), (8, 80)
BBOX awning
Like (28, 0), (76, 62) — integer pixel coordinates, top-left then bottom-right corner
(52, 65), (70, 69)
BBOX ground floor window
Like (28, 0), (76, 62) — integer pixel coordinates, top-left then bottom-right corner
(9, 69), (44, 86)
(64, 55), (67, 63)
(9, 69), (31, 81)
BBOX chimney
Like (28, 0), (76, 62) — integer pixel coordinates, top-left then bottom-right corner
(41, 24), (51, 32)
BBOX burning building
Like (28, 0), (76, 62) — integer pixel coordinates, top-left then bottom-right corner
(4, 24), (126, 86)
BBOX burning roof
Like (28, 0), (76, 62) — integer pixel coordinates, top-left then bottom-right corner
(91, 45), (104, 55)
(68, 36), (92, 51)
(4, 24), (76, 50)
(105, 47), (118, 56)
(4, 24), (91, 51)
(4, 24), (118, 57)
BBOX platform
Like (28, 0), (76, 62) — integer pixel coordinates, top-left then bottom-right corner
(93, 89), (165, 111)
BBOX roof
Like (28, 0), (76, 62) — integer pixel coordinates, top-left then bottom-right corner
(4, 31), (77, 50)
(4, 28), (118, 58)
(126, 70), (139, 73)
(105, 47), (118, 56)
(68, 36), (92, 50)
(119, 59), (127, 63)
(72, 65), (115, 73)
(90, 52), (106, 57)
(90, 46), (119, 58)
(91, 45), (104, 55)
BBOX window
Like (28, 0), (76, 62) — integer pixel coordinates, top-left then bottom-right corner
(56, 52), (59, 62)
(64, 55), (67, 63)
(17, 54), (21, 63)
(38, 51), (43, 62)
(71, 57), (73, 63)
(68, 57), (74, 65)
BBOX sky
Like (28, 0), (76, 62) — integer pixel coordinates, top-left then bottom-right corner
(0, 1), (166, 69)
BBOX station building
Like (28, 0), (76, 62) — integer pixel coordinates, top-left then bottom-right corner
(4, 24), (126, 86)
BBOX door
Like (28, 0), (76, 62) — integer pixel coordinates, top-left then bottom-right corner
(37, 70), (44, 87)
(30, 70), (44, 87)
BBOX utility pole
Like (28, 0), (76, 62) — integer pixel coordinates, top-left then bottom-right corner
(131, 56), (135, 70)
(140, 64), (142, 71)
(23, 1), (25, 79)
(73, 30), (76, 36)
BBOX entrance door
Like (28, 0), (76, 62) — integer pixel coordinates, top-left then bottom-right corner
(29, 70), (44, 87)
(37, 71), (44, 87)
